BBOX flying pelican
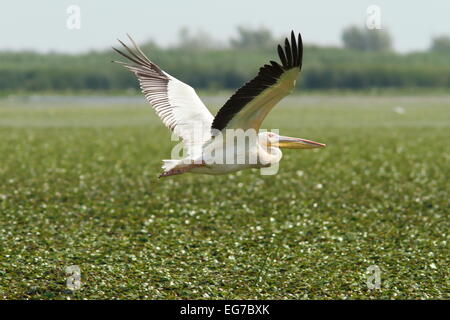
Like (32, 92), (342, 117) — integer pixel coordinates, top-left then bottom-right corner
(113, 31), (325, 177)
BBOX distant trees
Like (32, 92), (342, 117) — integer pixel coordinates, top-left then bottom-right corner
(430, 36), (450, 53)
(0, 26), (449, 92)
(342, 26), (392, 52)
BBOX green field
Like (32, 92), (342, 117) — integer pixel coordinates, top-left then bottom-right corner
(0, 94), (448, 299)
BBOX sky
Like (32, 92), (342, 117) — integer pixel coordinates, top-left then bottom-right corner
(1, 0), (449, 53)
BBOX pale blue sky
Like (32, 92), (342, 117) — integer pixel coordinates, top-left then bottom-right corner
(1, 0), (449, 53)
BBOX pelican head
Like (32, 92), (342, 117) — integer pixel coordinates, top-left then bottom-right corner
(260, 131), (326, 150)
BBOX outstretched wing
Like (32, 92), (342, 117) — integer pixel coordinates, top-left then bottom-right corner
(113, 35), (214, 156)
(212, 31), (302, 132)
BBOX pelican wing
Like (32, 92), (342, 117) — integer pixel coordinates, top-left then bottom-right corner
(212, 31), (302, 132)
(113, 35), (214, 156)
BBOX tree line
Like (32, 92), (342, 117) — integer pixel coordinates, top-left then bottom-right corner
(1, 26), (449, 93)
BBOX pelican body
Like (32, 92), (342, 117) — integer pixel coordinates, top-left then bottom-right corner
(113, 31), (325, 177)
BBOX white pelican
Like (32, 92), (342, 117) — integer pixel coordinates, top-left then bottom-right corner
(113, 31), (325, 177)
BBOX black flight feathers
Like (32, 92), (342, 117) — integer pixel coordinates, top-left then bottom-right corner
(211, 31), (303, 131)
(112, 34), (167, 80)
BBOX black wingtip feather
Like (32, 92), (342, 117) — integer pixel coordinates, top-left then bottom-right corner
(116, 39), (150, 67)
(276, 31), (302, 70)
(277, 45), (288, 68)
(112, 46), (141, 66)
(298, 33), (303, 69)
(113, 36), (167, 77)
(284, 38), (292, 67)
(291, 32), (298, 66)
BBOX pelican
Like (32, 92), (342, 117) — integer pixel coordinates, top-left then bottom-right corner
(113, 31), (325, 177)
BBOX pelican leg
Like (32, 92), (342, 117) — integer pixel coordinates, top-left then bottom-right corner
(158, 161), (206, 178)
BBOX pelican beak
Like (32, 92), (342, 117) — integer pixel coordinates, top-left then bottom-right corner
(277, 136), (326, 149)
